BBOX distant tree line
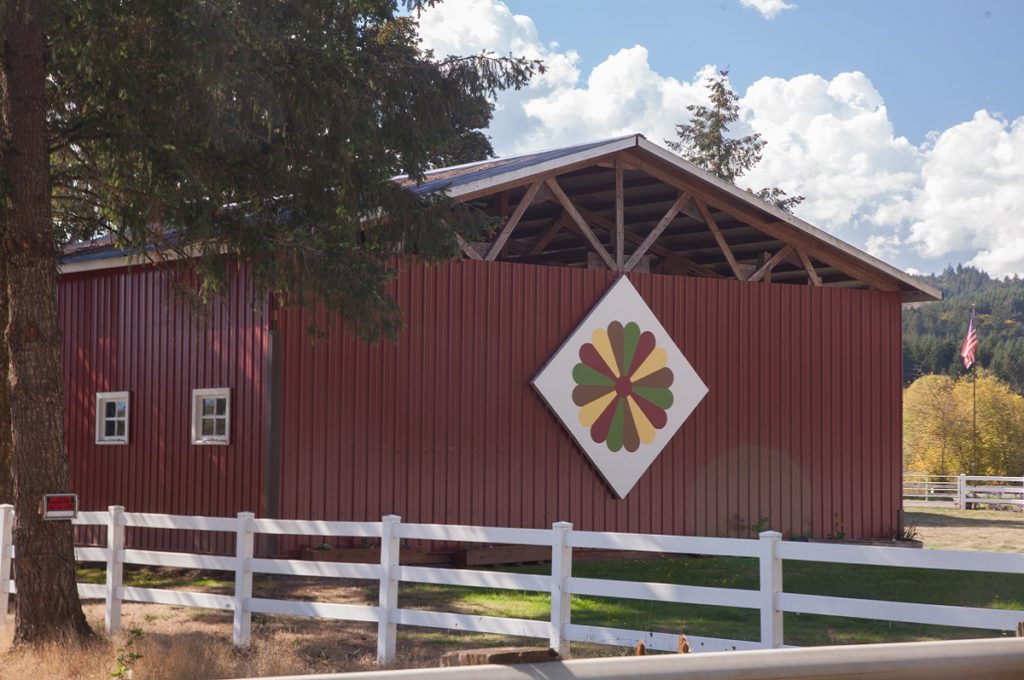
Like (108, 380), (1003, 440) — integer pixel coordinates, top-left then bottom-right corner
(904, 265), (1024, 391)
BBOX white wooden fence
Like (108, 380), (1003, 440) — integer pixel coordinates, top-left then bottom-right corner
(1, 504), (1023, 664)
(904, 473), (1024, 508)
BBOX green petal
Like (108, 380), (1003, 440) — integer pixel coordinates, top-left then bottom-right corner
(573, 362), (614, 387)
(606, 398), (626, 452)
(621, 322), (641, 375)
(633, 386), (673, 410)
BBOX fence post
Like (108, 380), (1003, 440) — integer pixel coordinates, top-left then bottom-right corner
(550, 521), (573, 658)
(105, 505), (125, 633)
(958, 474), (967, 510)
(0, 504), (13, 626)
(377, 514), (401, 665)
(759, 530), (783, 649)
(232, 511), (255, 647)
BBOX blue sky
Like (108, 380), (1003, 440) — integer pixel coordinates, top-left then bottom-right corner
(419, 0), (1024, 278)
(503, 1), (1024, 146)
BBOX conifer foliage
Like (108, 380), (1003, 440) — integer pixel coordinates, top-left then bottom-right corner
(667, 69), (803, 212)
(1, 0), (538, 644)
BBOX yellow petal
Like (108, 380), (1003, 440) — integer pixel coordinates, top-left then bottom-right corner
(627, 396), (656, 444)
(630, 346), (667, 382)
(579, 391), (617, 427)
(590, 327), (620, 378)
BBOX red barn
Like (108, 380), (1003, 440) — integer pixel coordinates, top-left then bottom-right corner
(59, 134), (939, 552)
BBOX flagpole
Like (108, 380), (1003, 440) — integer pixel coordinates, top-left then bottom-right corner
(972, 358), (977, 474)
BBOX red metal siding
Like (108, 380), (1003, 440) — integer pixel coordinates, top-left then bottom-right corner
(60, 264), (268, 552)
(276, 260), (903, 542)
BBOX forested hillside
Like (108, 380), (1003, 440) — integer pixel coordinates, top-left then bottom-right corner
(903, 266), (1024, 390)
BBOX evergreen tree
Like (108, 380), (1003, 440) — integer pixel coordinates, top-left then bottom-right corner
(666, 69), (803, 212)
(1, 0), (538, 644)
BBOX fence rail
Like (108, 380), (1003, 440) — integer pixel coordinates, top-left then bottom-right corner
(1, 504), (1023, 665)
(903, 473), (1024, 508)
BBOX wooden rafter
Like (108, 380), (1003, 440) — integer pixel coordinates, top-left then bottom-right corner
(485, 181), (542, 261)
(695, 198), (745, 280)
(526, 212), (565, 256)
(797, 249), (823, 286)
(455, 233), (482, 261)
(619, 149), (903, 292)
(545, 177), (616, 270)
(624, 192), (690, 272)
(749, 245), (795, 282)
(615, 157), (625, 270)
(568, 203), (722, 278)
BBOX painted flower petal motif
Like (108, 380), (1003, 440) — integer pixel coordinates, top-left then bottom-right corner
(572, 321), (675, 453)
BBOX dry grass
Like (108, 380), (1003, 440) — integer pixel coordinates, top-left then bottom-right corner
(906, 507), (1024, 552)
(2, 508), (1021, 678)
(0, 576), (436, 679)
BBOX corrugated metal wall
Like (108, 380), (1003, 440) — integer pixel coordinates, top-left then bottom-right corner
(60, 264), (268, 552)
(277, 260), (902, 542)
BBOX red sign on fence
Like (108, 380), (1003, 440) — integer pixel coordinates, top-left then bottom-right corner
(42, 494), (78, 520)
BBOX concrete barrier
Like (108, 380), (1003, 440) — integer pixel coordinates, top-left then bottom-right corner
(245, 637), (1024, 680)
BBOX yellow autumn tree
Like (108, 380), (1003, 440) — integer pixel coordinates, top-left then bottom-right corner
(904, 371), (1024, 475)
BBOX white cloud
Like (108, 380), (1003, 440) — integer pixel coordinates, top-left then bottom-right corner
(739, 0), (797, 20)
(906, 112), (1024, 276)
(419, 0), (1024, 278)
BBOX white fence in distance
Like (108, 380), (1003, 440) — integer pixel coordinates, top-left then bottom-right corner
(1, 504), (1023, 664)
(904, 473), (1024, 508)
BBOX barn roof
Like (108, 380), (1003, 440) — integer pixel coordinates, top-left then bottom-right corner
(403, 133), (940, 303)
(62, 133), (940, 302)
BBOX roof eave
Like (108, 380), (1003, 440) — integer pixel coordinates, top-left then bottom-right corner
(633, 138), (942, 303)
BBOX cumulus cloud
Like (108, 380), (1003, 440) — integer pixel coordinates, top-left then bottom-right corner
(906, 112), (1024, 276)
(418, 0), (1024, 278)
(739, 0), (797, 20)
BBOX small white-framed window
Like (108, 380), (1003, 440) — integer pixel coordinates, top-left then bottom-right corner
(191, 388), (231, 445)
(95, 391), (130, 445)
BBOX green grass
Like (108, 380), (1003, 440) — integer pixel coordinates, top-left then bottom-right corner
(73, 509), (1024, 650)
(399, 556), (1024, 647)
(76, 566), (231, 589)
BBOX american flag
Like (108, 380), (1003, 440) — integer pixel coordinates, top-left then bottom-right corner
(961, 309), (978, 370)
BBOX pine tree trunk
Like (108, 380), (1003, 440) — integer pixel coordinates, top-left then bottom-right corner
(1, 0), (92, 643)
(0, 263), (13, 505)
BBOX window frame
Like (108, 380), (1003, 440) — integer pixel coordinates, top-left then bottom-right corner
(95, 391), (130, 445)
(191, 387), (231, 446)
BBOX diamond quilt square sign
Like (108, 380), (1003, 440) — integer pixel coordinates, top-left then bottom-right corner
(532, 276), (708, 498)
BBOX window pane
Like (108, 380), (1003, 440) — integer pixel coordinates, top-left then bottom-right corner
(202, 419), (214, 436)
(115, 401), (127, 418)
(105, 401), (116, 418)
(215, 398), (227, 416)
(202, 398), (216, 416)
(105, 421), (116, 437)
(115, 421), (126, 437)
(214, 418), (226, 436)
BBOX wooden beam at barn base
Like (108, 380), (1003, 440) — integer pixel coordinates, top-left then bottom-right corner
(545, 177), (617, 270)
(615, 158), (625, 270)
(624, 192), (690, 272)
(455, 234), (482, 261)
(486, 181), (542, 261)
(526, 213), (566, 256)
(696, 198), (745, 280)
(797, 249), (823, 286)
(749, 245), (795, 282)
(568, 202), (722, 278)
